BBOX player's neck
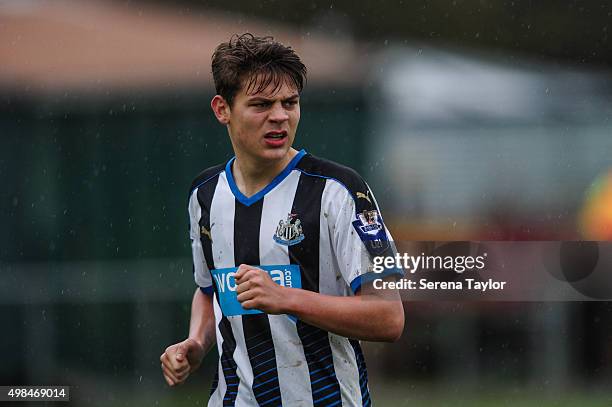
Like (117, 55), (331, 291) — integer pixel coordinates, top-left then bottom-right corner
(232, 148), (298, 198)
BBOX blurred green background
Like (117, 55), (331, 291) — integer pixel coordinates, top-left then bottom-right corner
(2, 1), (612, 405)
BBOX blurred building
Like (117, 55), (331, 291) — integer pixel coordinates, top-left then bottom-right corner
(368, 46), (612, 240)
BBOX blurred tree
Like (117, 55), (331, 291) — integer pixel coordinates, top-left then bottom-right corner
(136, 0), (612, 66)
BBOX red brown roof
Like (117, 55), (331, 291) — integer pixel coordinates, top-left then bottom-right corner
(0, 1), (363, 94)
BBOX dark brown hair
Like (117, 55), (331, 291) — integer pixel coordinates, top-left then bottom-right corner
(211, 33), (307, 106)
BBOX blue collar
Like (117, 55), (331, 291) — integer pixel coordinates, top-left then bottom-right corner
(225, 149), (307, 207)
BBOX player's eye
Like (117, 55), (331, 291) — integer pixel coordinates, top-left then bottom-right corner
(283, 100), (298, 108)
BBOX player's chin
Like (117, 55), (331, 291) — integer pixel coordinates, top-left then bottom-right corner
(259, 146), (291, 161)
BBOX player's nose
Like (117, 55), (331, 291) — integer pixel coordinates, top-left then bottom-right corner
(268, 102), (289, 122)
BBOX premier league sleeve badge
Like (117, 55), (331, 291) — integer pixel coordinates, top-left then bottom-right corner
(352, 209), (390, 255)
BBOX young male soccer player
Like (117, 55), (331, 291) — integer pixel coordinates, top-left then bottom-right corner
(160, 33), (404, 406)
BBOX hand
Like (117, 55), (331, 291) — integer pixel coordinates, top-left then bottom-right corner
(160, 338), (205, 386)
(235, 264), (288, 314)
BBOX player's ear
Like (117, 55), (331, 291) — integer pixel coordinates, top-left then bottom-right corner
(211, 95), (230, 125)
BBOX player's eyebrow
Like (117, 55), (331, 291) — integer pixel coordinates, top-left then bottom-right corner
(247, 94), (299, 102)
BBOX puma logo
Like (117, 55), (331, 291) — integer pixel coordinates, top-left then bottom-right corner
(201, 225), (213, 242)
(356, 191), (371, 204)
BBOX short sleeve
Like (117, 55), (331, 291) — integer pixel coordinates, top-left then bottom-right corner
(328, 180), (403, 294)
(189, 188), (213, 294)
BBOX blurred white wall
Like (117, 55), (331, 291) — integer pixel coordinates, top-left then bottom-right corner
(368, 46), (612, 235)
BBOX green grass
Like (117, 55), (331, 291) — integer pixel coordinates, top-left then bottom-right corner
(369, 381), (612, 407)
(106, 382), (612, 407)
(373, 391), (612, 407)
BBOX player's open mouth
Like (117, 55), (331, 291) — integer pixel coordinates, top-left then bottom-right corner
(264, 131), (288, 147)
(264, 131), (287, 139)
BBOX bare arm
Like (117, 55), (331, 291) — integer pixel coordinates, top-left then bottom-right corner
(235, 265), (404, 342)
(284, 285), (404, 342)
(160, 288), (216, 386)
(188, 288), (217, 351)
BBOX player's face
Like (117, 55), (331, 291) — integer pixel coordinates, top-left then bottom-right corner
(226, 77), (300, 164)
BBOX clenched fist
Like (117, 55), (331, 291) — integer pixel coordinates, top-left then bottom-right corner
(235, 264), (290, 314)
(160, 338), (205, 386)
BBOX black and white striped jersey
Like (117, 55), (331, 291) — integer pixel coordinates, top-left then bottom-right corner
(188, 149), (401, 407)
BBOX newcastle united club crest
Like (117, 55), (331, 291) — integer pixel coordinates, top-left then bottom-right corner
(273, 213), (305, 246)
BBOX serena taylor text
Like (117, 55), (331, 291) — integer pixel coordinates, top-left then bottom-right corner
(373, 278), (507, 292)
